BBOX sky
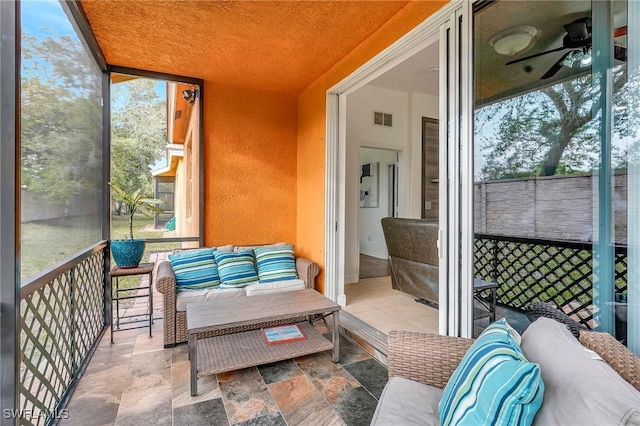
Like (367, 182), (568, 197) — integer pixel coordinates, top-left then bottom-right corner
(22, 0), (166, 103)
(22, 0), (168, 171)
(21, 0), (73, 38)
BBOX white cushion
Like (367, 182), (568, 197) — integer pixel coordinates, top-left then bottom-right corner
(170, 244), (233, 257)
(244, 279), (305, 296)
(176, 287), (245, 311)
(233, 242), (287, 252)
(521, 318), (640, 426)
(371, 377), (442, 426)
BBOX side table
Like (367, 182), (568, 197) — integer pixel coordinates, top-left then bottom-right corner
(110, 262), (155, 343)
(473, 278), (498, 322)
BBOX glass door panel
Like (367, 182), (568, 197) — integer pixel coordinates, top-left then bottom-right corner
(471, 0), (635, 350)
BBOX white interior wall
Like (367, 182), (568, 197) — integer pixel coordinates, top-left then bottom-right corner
(345, 86), (407, 283)
(358, 148), (398, 259)
(344, 85), (439, 283)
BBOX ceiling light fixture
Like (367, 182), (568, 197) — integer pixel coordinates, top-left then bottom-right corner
(560, 47), (592, 69)
(490, 26), (538, 56)
(580, 46), (592, 67)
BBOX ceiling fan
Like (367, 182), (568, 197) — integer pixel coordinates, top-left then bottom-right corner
(506, 17), (627, 80)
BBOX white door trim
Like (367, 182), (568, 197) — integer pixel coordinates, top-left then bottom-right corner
(458, 0), (475, 338)
(324, 0), (464, 309)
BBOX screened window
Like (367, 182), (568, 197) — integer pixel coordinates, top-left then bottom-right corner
(21, 1), (103, 281)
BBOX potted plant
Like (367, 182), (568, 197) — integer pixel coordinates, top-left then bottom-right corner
(109, 182), (163, 268)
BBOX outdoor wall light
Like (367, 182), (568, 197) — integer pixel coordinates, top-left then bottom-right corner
(490, 26), (538, 56)
(182, 89), (198, 104)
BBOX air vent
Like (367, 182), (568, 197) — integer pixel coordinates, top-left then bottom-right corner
(373, 111), (392, 127)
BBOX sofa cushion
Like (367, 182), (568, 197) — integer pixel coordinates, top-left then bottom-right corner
(521, 317), (640, 426)
(170, 244), (233, 256)
(371, 377), (442, 426)
(244, 279), (305, 296)
(254, 244), (298, 283)
(214, 250), (259, 288)
(176, 287), (245, 311)
(168, 248), (220, 290)
(439, 318), (544, 426)
(233, 242), (287, 252)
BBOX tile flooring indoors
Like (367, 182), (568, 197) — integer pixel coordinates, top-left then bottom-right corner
(343, 276), (440, 336)
(344, 276), (530, 337)
(61, 253), (390, 426)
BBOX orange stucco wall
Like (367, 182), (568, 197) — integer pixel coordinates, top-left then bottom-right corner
(203, 83), (298, 247)
(297, 1), (448, 293)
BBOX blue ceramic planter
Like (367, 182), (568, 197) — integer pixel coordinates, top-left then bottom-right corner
(111, 239), (145, 268)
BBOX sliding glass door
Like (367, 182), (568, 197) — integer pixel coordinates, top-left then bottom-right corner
(471, 0), (639, 353)
(439, 2), (475, 337)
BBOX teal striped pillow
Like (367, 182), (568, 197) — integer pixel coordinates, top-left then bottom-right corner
(214, 250), (258, 288)
(254, 245), (298, 283)
(168, 248), (220, 291)
(438, 319), (544, 426)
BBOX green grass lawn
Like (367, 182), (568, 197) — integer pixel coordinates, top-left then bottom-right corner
(21, 214), (183, 283)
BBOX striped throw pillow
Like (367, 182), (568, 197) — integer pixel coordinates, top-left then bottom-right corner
(168, 248), (220, 291)
(438, 318), (544, 426)
(254, 245), (298, 283)
(214, 250), (259, 288)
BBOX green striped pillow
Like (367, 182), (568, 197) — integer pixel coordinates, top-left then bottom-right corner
(214, 250), (258, 288)
(168, 248), (220, 290)
(254, 245), (298, 283)
(438, 319), (544, 425)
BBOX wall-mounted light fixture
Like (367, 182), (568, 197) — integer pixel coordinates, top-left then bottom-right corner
(182, 89), (198, 105)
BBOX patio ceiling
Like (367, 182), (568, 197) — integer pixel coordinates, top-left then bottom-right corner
(79, 0), (410, 93)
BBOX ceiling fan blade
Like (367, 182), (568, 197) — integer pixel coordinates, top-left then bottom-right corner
(541, 51), (573, 80)
(506, 46), (567, 66)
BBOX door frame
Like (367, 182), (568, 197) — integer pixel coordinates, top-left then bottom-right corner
(324, 0), (465, 333)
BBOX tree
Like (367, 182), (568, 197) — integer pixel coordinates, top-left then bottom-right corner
(21, 33), (102, 202)
(110, 79), (168, 201)
(21, 30), (168, 207)
(476, 66), (637, 180)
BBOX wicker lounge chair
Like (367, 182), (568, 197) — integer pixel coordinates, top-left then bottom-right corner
(371, 322), (640, 425)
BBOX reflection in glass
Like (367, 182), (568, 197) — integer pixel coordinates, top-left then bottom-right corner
(472, 1), (631, 346)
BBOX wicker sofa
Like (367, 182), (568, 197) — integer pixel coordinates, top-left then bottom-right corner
(372, 318), (640, 425)
(156, 245), (320, 347)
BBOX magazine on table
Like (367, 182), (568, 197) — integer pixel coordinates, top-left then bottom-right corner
(262, 324), (306, 345)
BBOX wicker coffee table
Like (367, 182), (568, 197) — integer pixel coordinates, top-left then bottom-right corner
(186, 289), (341, 396)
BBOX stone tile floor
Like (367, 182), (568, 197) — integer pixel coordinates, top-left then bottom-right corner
(61, 252), (389, 426)
(62, 320), (387, 426)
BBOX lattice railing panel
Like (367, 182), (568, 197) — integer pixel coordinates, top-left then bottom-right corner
(20, 273), (73, 426)
(73, 251), (105, 365)
(474, 235), (628, 329)
(615, 251), (628, 293)
(20, 247), (106, 426)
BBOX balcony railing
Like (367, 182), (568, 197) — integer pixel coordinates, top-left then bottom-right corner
(19, 241), (108, 426)
(474, 234), (627, 328)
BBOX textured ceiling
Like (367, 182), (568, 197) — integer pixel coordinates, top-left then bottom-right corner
(80, 0), (411, 93)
